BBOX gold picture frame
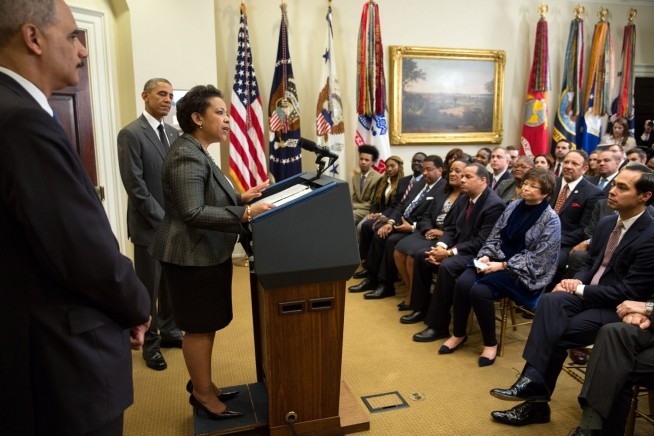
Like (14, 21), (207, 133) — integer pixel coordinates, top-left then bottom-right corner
(390, 46), (506, 145)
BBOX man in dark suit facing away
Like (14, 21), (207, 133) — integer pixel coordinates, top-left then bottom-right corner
(489, 164), (654, 428)
(118, 78), (184, 371)
(0, 0), (151, 435)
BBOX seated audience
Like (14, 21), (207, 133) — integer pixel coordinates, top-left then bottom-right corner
(445, 148), (465, 166)
(602, 116), (637, 151)
(355, 153), (425, 276)
(587, 150), (621, 196)
(586, 150), (599, 177)
(474, 147), (492, 167)
(405, 164), (505, 334)
(349, 156), (445, 300)
(440, 168), (559, 366)
(393, 159), (465, 311)
(571, 300), (654, 436)
(495, 156), (534, 203)
(552, 141), (571, 177)
(626, 147), (647, 164)
(351, 145), (382, 225)
(637, 119), (653, 148)
(534, 153), (554, 172)
(547, 150), (603, 290)
(489, 164), (654, 428)
(368, 155), (404, 214)
(506, 145), (519, 171)
(489, 147), (513, 190)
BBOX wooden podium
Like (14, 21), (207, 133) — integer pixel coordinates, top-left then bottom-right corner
(249, 173), (369, 435)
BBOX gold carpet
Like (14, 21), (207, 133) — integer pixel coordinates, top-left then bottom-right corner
(125, 263), (651, 435)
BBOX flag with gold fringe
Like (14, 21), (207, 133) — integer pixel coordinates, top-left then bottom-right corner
(608, 10), (637, 133)
(268, 2), (301, 182)
(354, 1), (391, 174)
(229, 3), (266, 192)
(551, 10), (584, 152)
(316, 5), (345, 179)
(577, 8), (614, 153)
(520, 11), (550, 157)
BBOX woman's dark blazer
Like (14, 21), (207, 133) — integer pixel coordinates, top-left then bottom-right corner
(150, 133), (246, 266)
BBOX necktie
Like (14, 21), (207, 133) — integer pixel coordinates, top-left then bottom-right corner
(590, 220), (624, 285)
(401, 177), (415, 202)
(403, 186), (428, 218)
(465, 200), (474, 220)
(359, 174), (365, 193)
(597, 178), (608, 190)
(491, 178), (497, 189)
(553, 184), (569, 214)
(157, 123), (168, 147)
(554, 163), (561, 177)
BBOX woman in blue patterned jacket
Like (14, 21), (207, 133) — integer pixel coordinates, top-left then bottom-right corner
(439, 168), (560, 367)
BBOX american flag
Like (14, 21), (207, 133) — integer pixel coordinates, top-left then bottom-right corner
(229, 3), (266, 192)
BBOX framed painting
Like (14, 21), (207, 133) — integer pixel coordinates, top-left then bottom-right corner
(389, 46), (506, 145)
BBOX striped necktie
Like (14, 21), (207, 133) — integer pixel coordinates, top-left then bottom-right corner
(590, 220), (624, 285)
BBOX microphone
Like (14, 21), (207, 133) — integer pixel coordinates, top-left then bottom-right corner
(298, 137), (339, 161)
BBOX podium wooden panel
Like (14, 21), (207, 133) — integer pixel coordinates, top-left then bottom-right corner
(249, 172), (369, 435)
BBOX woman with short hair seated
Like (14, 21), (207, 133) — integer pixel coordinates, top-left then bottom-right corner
(438, 168), (560, 366)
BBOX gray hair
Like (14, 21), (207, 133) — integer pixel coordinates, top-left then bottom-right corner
(143, 78), (171, 93)
(0, 0), (56, 48)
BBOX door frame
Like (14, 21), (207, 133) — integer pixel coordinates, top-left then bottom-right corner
(71, 6), (129, 254)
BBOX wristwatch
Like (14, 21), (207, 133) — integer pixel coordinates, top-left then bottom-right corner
(646, 301), (654, 316)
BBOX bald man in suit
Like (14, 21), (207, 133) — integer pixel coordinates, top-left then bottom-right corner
(118, 78), (183, 371)
(0, 1), (150, 434)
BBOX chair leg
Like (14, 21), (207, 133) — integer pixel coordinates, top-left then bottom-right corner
(625, 385), (640, 436)
(499, 298), (509, 357)
(510, 301), (517, 331)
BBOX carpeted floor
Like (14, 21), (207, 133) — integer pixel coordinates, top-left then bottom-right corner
(125, 262), (652, 435)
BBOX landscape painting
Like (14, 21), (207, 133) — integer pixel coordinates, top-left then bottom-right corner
(390, 46), (505, 145)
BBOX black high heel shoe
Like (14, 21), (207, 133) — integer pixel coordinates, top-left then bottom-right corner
(438, 336), (467, 354)
(188, 394), (243, 420)
(186, 380), (239, 401)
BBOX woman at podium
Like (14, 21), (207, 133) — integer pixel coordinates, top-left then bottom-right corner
(150, 85), (273, 420)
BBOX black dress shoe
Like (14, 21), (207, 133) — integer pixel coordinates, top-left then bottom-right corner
(363, 285), (394, 299)
(412, 328), (450, 343)
(397, 302), (411, 311)
(143, 350), (167, 371)
(186, 380), (239, 401)
(569, 348), (588, 365)
(490, 376), (551, 402)
(400, 311), (425, 324)
(567, 427), (601, 436)
(438, 336), (467, 354)
(491, 401), (550, 426)
(189, 394), (243, 420)
(353, 268), (368, 279)
(348, 278), (376, 293)
(160, 338), (183, 349)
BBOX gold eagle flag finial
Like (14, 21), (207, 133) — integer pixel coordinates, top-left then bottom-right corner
(574, 4), (584, 20)
(537, 3), (548, 18)
(628, 8), (637, 23)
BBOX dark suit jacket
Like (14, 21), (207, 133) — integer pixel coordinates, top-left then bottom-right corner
(117, 114), (179, 246)
(439, 187), (506, 256)
(376, 174), (412, 215)
(587, 174), (616, 197)
(0, 72), (150, 434)
(388, 177), (445, 224)
(415, 185), (457, 234)
(575, 212), (654, 308)
(550, 177), (604, 247)
(491, 171), (513, 191)
(150, 133), (245, 266)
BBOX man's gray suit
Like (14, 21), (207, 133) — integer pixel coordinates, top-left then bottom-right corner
(117, 114), (181, 352)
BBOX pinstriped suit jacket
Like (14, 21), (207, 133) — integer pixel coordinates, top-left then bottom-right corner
(150, 133), (245, 266)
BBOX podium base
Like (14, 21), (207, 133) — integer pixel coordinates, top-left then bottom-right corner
(192, 381), (369, 435)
